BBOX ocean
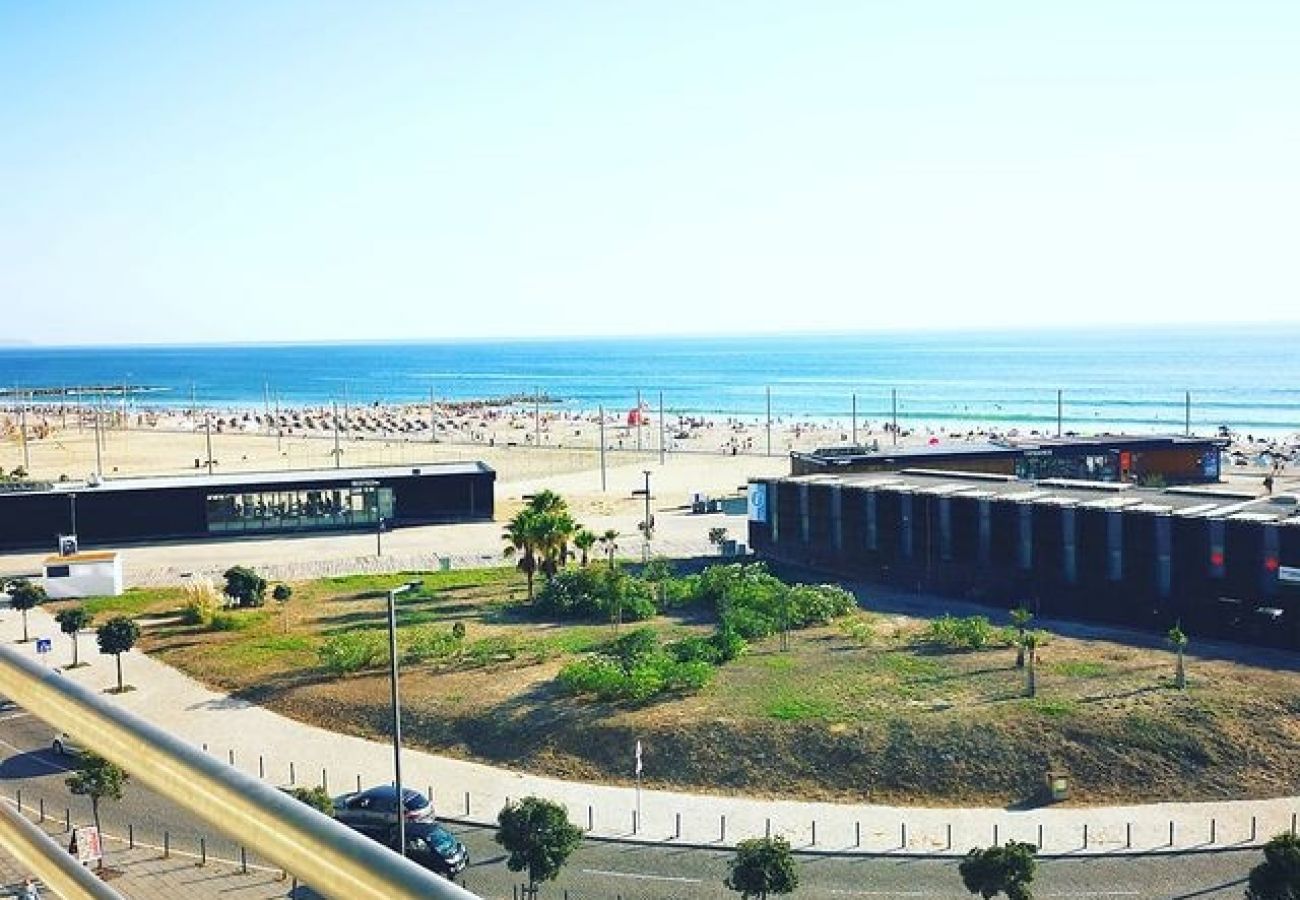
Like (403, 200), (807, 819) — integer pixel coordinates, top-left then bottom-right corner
(1, 326), (1298, 436)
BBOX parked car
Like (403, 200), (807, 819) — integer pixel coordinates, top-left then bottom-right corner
(51, 732), (83, 757)
(366, 822), (468, 878)
(332, 785), (434, 830)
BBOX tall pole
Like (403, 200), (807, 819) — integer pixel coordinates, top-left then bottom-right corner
(93, 397), (103, 477)
(851, 392), (857, 446)
(332, 401), (341, 469)
(429, 388), (436, 443)
(376, 517), (384, 557)
(892, 389), (898, 446)
(658, 391), (665, 466)
(275, 392), (283, 455)
(1185, 391), (1191, 436)
(765, 386), (772, 457)
(636, 389), (643, 451)
(19, 391), (29, 472)
(642, 469), (652, 562)
(69, 493), (77, 536)
(535, 387), (541, 449)
(385, 585), (410, 858)
(599, 406), (607, 492)
(205, 414), (214, 475)
(1057, 389), (1063, 438)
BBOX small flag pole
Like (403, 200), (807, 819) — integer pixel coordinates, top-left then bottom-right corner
(634, 739), (643, 831)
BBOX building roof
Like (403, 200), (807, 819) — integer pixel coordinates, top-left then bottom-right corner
(44, 551), (118, 564)
(796, 434), (1227, 465)
(761, 469), (1300, 522)
(8, 462), (494, 498)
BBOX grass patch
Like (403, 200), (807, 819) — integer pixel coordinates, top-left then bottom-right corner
(80, 588), (177, 619)
(1049, 660), (1108, 678)
(766, 694), (836, 721)
(1027, 698), (1078, 717)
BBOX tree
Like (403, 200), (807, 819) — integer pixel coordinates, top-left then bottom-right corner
(573, 528), (597, 567)
(1021, 630), (1039, 698)
(55, 606), (92, 667)
(503, 509), (547, 601)
(1167, 622), (1188, 689)
(494, 796), (583, 893)
(6, 579), (46, 643)
(536, 510), (578, 581)
(285, 785), (333, 815)
(273, 583), (293, 633)
(1246, 832), (1300, 900)
(725, 836), (799, 899)
(66, 752), (128, 869)
(599, 529), (620, 569)
(222, 566), (267, 608)
(1009, 606), (1033, 669)
(709, 527), (730, 556)
(959, 841), (1037, 900)
(96, 617), (141, 693)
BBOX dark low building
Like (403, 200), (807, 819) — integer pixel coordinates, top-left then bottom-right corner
(748, 469), (1300, 649)
(0, 463), (494, 552)
(792, 435), (1226, 485)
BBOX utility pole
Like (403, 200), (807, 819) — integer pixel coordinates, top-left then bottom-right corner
(658, 391), (665, 466)
(535, 387), (541, 448)
(599, 405), (607, 492)
(19, 391), (29, 472)
(1185, 391), (1192, 436)
(332, 400), (341, 469)
(429, 387), (437, 443)
(892, 388), (898, 446)
(93, 396), (103, 478)
(636, 389), (643, 451)
(851, 392), (857, 446)
(765, 386), (772, 456)
(205, 414), (214, 475)
(1057, 389), (1063, 438)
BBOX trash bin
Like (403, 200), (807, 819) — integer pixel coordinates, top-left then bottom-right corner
(1046, 771), (1069, 802)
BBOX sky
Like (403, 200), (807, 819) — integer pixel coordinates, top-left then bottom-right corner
(2, 1), (1298, 345)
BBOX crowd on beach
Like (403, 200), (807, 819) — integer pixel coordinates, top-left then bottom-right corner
(2, 397), (1299, 477)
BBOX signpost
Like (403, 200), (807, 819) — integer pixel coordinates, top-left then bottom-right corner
(69, 825), (102, 866)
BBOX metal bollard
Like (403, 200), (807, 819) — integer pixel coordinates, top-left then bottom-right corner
(321, 768), (328, 791)
(1169, 820), (1175, 846)
(64, 808), (70, 832)
(289, 761), (295, 785)
(16, 789), (20, 813)
(240, 846), (248, 874)
(721, 814), (726, 842)
(229, 748), (235, 766)
(901, 822), (907, 848)
(38, 797), (44, 822)
(587, 805), (593, 831)
(765, 818), (771, 838)
(129, 823), (134, 849)
(1083, 823), (1088, 848)
(856, 821), (862, 848)
(1126, 822), (1131, 849)
(1210, 818), (1216, 844)
(1293, 813), (1297, 836)
(947, 823), (953, 850)
(199, 836), (207, 866)
(811, 820), (816, 846)
(993, 823), (999, 845)
(676, 813), (681, 839)
(632, 810), (638, 835)
(465, 790), (471, 816)
(202, 742), (208, 753)
(1252, 815), (1258, 841)
(1037, 823), (1043, 848)
(357, 774), (362, 792)
(164, 830), (170, 858)
(259, 755), (265, 779)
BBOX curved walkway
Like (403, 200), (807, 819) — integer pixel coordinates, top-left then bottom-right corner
(4, 605), (1295, 861)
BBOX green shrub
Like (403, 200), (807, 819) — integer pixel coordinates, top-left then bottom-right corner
(536, 567), (657, 622)
(319, 630), (387, 674)
(403, 626), (463, 664)
(210, 612), (240, 631)
(557, 628), (717, 702)
(180, 580), (223, 626)
(839, 615), (876, 645)
(464, 635), (522, 666)
(920, 614), (994, 650)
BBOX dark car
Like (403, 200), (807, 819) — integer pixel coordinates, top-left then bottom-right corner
(332, 785), (435, 830)
(375, 822), (469, 878)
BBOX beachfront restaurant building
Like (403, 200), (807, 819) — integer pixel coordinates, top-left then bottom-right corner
(748, 469), (1300, 650)
(0, 463), (494, 552)
(791, 435), (1226, 485)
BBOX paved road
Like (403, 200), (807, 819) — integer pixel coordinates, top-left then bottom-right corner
(0, 698), (1262, 899)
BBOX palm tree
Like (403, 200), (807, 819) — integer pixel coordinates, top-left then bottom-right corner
(1010, 606), (1034, 669)
(1168, 622), (1188, 689)
(527, 490), (567, 514)
(599, 529), (620, 569)
(537, 510), (578, 580)
(1022, 630), (1039, 698)
(503, 509), (546, 601)
(573, 529), (597, 567)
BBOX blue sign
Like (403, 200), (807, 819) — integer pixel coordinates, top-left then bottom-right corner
(35, 638), (52, 654)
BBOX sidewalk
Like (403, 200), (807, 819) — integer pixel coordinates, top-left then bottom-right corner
(4, 606), (1296, 861)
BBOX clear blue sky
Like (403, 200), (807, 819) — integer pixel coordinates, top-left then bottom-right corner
(2, 2), (1298, 345)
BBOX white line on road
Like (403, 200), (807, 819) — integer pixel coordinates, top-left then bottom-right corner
(0, 712), (31, 722)
(580, 867), (704, 884)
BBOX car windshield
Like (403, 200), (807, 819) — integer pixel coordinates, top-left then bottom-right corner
(427, 825), (458, 854)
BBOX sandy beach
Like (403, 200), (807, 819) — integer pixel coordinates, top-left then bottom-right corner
(1, 400), (1295, 518)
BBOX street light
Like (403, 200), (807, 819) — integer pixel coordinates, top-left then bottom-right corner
(640, 469), (653, 561)
(386, 579), (422, 857)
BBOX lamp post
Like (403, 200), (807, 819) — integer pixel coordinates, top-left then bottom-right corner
(386, 580), (421, 857)
(377, 517), (384, 557)
(641, 469), (652, 562)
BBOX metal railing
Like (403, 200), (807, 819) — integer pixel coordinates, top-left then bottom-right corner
(0, 800), (125, 900)
(0, 645), (481, 900)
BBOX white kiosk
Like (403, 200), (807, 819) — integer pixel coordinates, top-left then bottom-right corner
(42, 551), (124, 599)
